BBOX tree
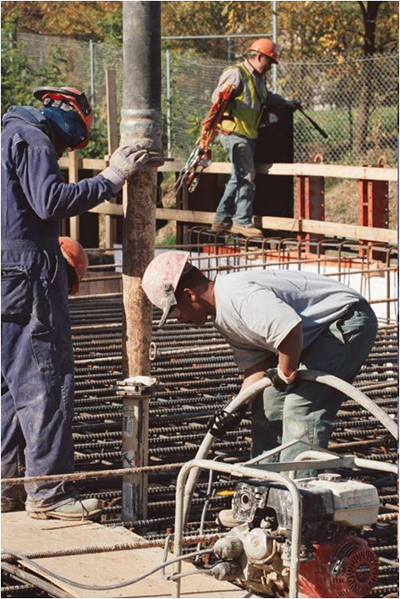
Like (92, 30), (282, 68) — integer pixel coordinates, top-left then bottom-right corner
(1, 20), (69, 114)
(354, 2), (387, 155)
(1, 1), (122, 43)
(218, 1), (397, 60)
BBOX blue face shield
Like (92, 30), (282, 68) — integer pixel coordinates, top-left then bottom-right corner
(41, 106), (88, 150)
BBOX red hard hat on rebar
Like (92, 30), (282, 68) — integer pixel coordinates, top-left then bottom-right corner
(59, 237), (88, 295)
(142, 251), (191, 328)
(248, 38), (279, 64)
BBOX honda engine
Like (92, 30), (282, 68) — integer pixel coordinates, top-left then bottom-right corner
(211, 473), (380, 598)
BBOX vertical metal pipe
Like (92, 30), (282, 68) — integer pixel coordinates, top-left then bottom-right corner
(166, 50), (172, 158)
(120, 1), (162, 523)
(271, 1), (278, 93)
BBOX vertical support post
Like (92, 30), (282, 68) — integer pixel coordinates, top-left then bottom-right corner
(89, 40), (95, 107)
(120, 1), (162, 524)
(227, 36), (232, 64)
(68, 151), (80, 241)
(107, 69), (119, 155)
(166, 50), (172, 159)
(271, 0), (278, 93)
(358, 157), (389, 261)
(100, 69), (119, 249)
(296, 155), (325, 254)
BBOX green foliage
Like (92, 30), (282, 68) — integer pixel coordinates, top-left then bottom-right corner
(80, 116), (108, 159)
(294, 105), (398, 165)
(1, 34), (69, 114)
(1, 2), (122, 43)
(156, 231), (176, 247)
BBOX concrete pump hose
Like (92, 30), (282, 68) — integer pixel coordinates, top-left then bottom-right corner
(182, 369), (397, 528)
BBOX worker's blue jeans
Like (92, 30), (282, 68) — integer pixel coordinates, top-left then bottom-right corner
(251, 299), (378, 477)
(213, 133), (256, 227)
(1, 240), (76, 511)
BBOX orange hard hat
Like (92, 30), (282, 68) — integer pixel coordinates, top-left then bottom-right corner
(142, 251), (191, 327)
(33, 87), (93, 149)
(59, 237), (88, 295)
(248, 38), (279, 64)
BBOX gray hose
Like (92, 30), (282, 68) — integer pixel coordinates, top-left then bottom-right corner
(183, 377), (274, 526)
(182, 369), (397, 527)
(298, 370), (397, 438)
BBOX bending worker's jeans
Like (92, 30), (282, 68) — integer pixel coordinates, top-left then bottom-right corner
(1, 240), (76, 511)
(251, 299), (377, 477)
(213, 133), (256, 227)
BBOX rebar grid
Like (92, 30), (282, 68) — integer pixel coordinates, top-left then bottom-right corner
(3, 239), (397, 599)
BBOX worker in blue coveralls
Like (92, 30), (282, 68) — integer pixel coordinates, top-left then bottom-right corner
(1, 86), (150, 520)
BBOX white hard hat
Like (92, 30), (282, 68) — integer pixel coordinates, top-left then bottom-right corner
(142, 251), (191, 327)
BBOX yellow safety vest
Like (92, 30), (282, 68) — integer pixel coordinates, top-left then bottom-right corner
(220, 63), (267, 140)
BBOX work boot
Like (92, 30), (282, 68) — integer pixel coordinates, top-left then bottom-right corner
(232, 223), (263, 237)
(212, 222), (232, 233)
(27, 497), (102, 521)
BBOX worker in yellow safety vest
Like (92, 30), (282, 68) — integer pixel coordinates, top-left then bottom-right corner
(212, 38), (299, 237)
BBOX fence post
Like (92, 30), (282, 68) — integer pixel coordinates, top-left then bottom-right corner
(296, 154), (325, 253)
(99, 68), (119, 249)
(68, 151), (80, 241)
(271, 0), (278, 93)
(358, 156), (389, 261)
(89, 39), (95, 107)
(166, 50), (172, 158)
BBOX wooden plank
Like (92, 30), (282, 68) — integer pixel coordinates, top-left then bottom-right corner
(59, 157), (397, 182)
(154, 208), (397, 244)
(106, 69), (119, 155)
(103, 68), (119, 249)
(300, 218), (397, 243)
(156, 208), (213, 225)
(159, 161), (397, 182)
(68, 151), (80, 241)
(88, 205), (397, 244)
(90, 203), (124, 216)
(1, 512), (247, 598)
(59, 157), (106, 170)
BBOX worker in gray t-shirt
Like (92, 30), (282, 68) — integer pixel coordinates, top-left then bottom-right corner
(142, 252), (378, 474)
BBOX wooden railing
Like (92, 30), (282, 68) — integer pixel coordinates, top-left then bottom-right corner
(58, 155), (397, 245)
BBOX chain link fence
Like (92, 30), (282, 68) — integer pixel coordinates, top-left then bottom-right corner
(3, 32), (398, 166)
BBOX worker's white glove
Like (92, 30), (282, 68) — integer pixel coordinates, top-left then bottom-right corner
(101, 145), (150, 193)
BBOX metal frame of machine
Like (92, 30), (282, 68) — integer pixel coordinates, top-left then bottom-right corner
(172, 445), (397, 598)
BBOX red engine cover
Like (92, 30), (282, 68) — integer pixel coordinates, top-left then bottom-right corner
(299, 534), (379, 598)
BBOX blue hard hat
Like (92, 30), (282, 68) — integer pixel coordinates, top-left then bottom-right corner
(41, 105), (88, 150)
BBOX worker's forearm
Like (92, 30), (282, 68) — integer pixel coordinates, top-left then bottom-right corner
(240, 370), (266, 393)
(277, 323), (303, 377)
(241, 357), (274, 396)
